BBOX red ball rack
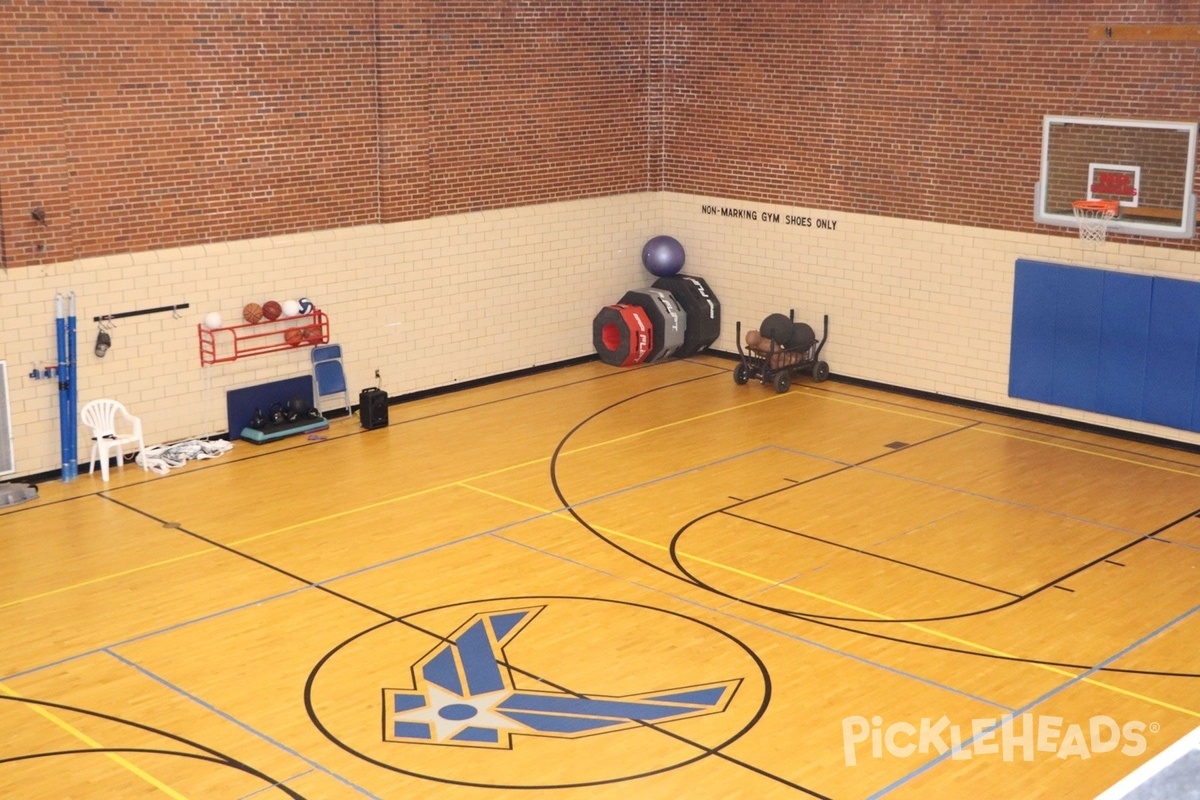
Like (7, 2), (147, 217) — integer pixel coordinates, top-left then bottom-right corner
(198, 309), (329, 365)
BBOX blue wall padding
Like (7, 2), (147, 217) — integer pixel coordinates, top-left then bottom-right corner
(1010, 259), (1200, 433)
(1095, 272), (1151, 422)
(1144, 277), (1200, 430)
(1008, 260), (1058, 402)
(1050, 266), (1104, 412)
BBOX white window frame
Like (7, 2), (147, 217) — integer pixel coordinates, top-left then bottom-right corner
(1034, 115), (1198, 239)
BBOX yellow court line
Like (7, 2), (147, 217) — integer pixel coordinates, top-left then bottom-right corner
(0, 682), (190, 799)
(459, 483), (1200, 721)
(237, 391), (792, 545)
(972, 426), (1200, 478)
(0, 550), (214, 612)
(794, 388), (965, 427)
(562, 392), (788, 455)
(229, 481), (456, 546)
(223, 381), (957, 549)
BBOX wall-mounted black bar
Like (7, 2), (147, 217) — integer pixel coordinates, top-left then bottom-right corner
(93, 303), (189, 323)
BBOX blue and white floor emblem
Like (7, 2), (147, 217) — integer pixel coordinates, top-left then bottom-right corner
(384, 606), (740, 748)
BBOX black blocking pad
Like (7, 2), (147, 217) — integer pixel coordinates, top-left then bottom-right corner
(652, 274), (720, 357)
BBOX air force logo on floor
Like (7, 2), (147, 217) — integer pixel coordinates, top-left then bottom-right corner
(384, 606), (739, 748)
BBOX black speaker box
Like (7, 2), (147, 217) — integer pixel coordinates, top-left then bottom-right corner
(359, 387), (389, 429)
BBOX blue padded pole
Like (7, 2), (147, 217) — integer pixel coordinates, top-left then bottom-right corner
(66, 291), (78, 480)
(55, 293), (68, 481)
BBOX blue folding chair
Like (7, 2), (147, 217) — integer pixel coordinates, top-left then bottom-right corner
(311, 344), (351, 417)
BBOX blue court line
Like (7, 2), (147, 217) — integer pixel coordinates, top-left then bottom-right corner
(711, 572), (805, 612)
(488, 532), (1013, 714)
(300, 529), (493, 588)
(2, 528), (493, 684)
(105, 650), (383, 800)
(237, 768), (312, 800)
(855, 459), (1167, 543)
(0, 584), (310, 684)
(865, 601), (1200, 799)
(558, 443), (838, 510)
(7, 532), (515, 688)
(13, 442), (827, 682)
(1158, 535), (1200, 553)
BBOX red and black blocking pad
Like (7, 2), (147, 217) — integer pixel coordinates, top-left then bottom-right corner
(592, 304), (654, 367)
(619, 287), (687, 363)
(652, 274), (720, 357)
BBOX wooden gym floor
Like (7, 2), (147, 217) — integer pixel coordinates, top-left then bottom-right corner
(2, 354), (1198, 799)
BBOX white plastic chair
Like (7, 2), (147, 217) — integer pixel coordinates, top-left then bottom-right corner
(79, 399), (147, 482)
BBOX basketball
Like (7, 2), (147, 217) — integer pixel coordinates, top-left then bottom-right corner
(641, 235), (686, 278)
(297, 297), (314, 315)
(281, 299), (301, 318)
(262, 300), (283, 321)
(284, 328), (304, 346)
(301, 325), (322, 343)
(242, 303), (264, 324)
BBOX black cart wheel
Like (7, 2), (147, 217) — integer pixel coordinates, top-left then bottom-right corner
(812, 360), (830, 383)
(733, 363), (749, 385)
(773, 370), (791, 393)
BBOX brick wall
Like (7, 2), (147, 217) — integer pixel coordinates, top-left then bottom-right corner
(661, 1), (1200, 244)
(4, 1), (1199, 270)
(1, 0), (383, 268)
(0, 0), (654, 268)
(5, 1), (1200, 479)
(419, 3), (652, 217)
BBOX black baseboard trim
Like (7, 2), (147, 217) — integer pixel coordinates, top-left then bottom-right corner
(23, 356), (602, 486)
(26, 349), (1200, 484)
(358, 354), (600, 411)
(708, 347), (1200, 457)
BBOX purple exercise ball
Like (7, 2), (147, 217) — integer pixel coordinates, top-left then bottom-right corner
(642, 235), (686, 277)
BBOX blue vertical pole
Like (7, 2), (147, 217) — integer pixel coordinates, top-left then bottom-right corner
(55, 293), (68, 481)
(66, 292), (78, 480)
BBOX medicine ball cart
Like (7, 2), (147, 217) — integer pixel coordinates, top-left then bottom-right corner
(734, 311), (830, 393)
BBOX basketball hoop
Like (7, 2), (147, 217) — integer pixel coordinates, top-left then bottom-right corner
(1073, 199), (1120, 244)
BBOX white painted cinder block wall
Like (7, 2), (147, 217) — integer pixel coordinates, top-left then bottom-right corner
(3, 190), (1199, 479)
(0, 194), (659, 479)
(659, 191), (1200, 449)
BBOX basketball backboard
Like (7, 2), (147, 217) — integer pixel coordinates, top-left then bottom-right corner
(1034, 116), (1198, 238)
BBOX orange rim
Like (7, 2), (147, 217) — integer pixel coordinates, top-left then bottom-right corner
(1073, 199), (1120, 214)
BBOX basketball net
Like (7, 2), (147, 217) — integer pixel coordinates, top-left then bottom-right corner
(1073, 199), (1120, 244)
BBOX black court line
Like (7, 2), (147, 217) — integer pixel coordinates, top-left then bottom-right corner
(669, 476), (1200, 624)
(2, 358), (729, 511)
(551, 371), (1200, 678)
(721, 508), (1022, 598)
(0, 696), (306, 799)
(10, 360), (1195, 798)
(93, 494), (829, 796)
(800, 378), (1200, 475)
(380, 358), (728, 427)
(306, 596), (830, 795)
(710, 357), (1200, 471)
